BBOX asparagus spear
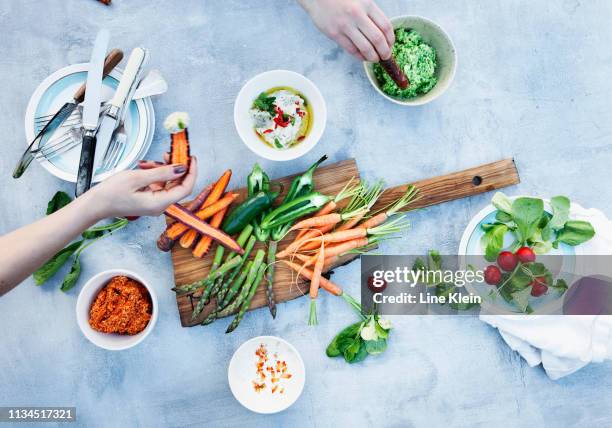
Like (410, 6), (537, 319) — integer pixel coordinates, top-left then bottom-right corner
(226, 264), (266, 333)
(201, 260), (253, 326)
(206, 251), (265, 326)
(217, 235), (257, 303)
(265, 240), (277, 318)
(190, 256), (241, 319)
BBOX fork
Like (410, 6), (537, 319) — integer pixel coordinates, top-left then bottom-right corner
(34, 126), (83, 161)
(98, 124), (127, 172)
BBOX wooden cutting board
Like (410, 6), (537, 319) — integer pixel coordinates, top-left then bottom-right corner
(168, 158), (519, 327)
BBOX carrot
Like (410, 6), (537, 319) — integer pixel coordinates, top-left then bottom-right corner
(335, 210), (367, 231)
(170, 129), (190, 167)
(302, 237), (370, 269)
(360, 185), (420, 229)
(289, 213), (342, 233)
(164, 204), (243, 254)
(280, 260), (342, 296)
(157, 184), (212, 252)
(359, 212), (388, 230)
(290, 224), (336, 252)
(180, 194), (237, 248)
(291, 253), (311, 263)
(278, 228), (366, 258)
(310, 243), (325, 299)
(192, 206), (229, 258)
(294, 201), (336, 241)
(165, 170), (232, 241)
(311, 201), (337, 218)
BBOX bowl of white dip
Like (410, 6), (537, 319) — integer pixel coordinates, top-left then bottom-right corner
(234, 70), (326, 161)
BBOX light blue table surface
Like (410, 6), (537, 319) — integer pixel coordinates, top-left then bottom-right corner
(1, 1), (611, 427)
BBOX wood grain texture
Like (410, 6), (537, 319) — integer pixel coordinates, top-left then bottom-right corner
(169, 158), (519, 327)
(372, 158), (520, 212)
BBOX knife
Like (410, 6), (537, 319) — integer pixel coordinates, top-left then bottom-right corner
(75, 29), (110, 196)
(12, 48), (123, 179)
(93, 47), (148, 172)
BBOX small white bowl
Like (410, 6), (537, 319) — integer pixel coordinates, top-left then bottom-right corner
(228, 336), (305, 414)
(76, 269), (158, 351)
(363, 15), (457, 106)
(234, 70), (326, 161)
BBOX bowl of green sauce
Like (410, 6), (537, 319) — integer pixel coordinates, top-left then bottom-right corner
(363, 15), (456, 106)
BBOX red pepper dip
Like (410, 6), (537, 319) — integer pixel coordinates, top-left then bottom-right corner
(89, 276), (152, 335)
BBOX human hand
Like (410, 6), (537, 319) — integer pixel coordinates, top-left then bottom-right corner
(88, 156), (197, 219)
(299, 0), (394, 62)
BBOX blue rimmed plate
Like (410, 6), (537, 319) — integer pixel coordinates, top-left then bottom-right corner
(24, 63), (154, 183)
(458, 197), (577, 314)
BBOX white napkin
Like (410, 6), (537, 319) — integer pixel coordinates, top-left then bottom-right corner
(480, 203), (612, 379)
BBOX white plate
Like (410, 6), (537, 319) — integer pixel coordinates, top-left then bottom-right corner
(228, 336), (305, 414)
(24, 63), (155, 183)
(234, 70), (326, 161)
(458, 197), (577, 315)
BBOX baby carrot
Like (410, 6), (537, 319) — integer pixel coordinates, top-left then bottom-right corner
(335, 210), (367, 231)
(302, 237), (370, 269)
(280, 260), (342, 296)
(166, 171), (233, 240)
(289, 213), (342, 233)
(192, 206), (229, 258)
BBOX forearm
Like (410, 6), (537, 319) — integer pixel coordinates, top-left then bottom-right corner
(0, 190), (103, 295)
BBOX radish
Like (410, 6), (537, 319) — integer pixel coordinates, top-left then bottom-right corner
(497, 251), (518, 271)
(484, 265), (502, 285)
(530, 276), (548, 297)
(516, 246), (536, 263)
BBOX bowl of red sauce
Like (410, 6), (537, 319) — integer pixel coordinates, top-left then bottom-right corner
(76, 269), (158, 351)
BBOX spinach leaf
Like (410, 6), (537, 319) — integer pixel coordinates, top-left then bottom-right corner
(46, 191), (72, 215)
(326, 321), (362, 357)
(511, 287), (532, 312)
(492, 192), (513, 215)
(512, 197), (544, 244)
(374, 320), (389, 339)
(343, 336), (362, 362)
(60, 257), (81, 292)
(427, 250), (442, 271)
(495, 211), (513, 223)
(349, 341), (369, 364)
(365, 339), (387, 355)
(482, 223), (508, 262)
(551, 278), (568, 294)
(548, 196), (570, 231)
(33, 240), (83, 285)
(555, 220), (595, 246)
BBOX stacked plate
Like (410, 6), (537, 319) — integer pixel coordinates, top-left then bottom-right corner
(24, 63), (155, 183)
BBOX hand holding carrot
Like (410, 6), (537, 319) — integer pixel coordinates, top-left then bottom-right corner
(91, 156), (197, 218)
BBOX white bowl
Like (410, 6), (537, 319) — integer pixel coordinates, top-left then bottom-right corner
(76, 269), (158, 351)
(234, 70), (326, 161)
(228, 336), (305, 414)
(363, 15), (457, 106)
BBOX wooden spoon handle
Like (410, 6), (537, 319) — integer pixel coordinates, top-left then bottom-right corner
(73, 48), (124, 103)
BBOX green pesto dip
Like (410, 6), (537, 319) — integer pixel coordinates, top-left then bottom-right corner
(373, 28), (437, 99)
